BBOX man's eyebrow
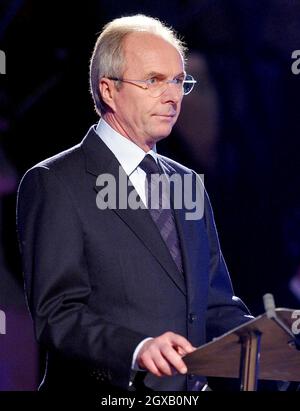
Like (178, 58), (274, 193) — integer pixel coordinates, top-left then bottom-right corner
(144, 71), (186, 78)
(144, 71), (164, 78)
(175, 72), (186, 78)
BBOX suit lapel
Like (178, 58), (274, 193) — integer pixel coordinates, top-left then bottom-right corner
(81, 127), (186, 295)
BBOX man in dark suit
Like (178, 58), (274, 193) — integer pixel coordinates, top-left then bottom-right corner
(17, 15), (251, 392)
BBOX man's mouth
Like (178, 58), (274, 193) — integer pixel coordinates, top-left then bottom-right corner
(154, 114), (176, 118)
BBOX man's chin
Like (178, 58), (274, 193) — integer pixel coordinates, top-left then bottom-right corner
(154, 126), (174, 141)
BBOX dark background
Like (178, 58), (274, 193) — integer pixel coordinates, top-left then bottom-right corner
(1, 0), (300, 390)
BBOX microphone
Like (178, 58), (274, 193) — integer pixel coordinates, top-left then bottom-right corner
(263, 293), (276, 319)
(263, 293), (300, 350)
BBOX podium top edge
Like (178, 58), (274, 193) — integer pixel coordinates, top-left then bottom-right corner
(187, 307), (299, 353)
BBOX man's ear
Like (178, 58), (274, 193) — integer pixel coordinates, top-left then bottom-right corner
(99, 78), (116, 112)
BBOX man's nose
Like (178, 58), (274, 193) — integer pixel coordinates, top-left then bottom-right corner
(160, 82), (182, 103)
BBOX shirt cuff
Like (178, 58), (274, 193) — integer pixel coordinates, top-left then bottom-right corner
(131, 337), (153, 371)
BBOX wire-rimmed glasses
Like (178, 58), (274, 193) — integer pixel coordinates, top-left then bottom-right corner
(107, 74), (197, 97)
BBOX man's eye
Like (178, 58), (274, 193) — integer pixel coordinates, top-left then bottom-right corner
(174, 78), (184, 85)
(147, 77), (159, 85)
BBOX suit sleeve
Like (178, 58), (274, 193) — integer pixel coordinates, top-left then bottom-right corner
(17, 165), (147, 389)
(202, 187), (253, 341)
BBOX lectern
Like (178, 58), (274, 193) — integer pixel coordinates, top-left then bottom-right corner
(183, 308), (300, 391)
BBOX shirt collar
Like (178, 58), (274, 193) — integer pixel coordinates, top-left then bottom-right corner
(95, 118), (157, 176)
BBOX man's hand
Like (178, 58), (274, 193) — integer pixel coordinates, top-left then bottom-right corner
(136, 332), (196, 377)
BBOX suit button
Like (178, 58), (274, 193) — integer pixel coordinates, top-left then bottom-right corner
(189, 313), (197, 323)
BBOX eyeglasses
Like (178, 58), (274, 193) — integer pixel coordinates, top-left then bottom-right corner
(107, 74), (197, 97)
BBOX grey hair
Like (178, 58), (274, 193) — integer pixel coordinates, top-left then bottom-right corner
(89, 14), (187, 115)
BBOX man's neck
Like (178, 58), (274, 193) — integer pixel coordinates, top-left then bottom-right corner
(102, 113), (155, 152)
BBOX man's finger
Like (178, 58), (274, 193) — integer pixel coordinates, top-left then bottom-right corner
(160, 345), (188, 374)
(141, 356), (163, 377)
(167, 333), (197, 356)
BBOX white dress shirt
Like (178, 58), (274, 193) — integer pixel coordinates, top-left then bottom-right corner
(96, 118), (158, 206)
(95, 118), (154, 372)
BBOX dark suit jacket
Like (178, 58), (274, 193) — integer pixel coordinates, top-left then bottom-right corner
(17, 125), (250, 391)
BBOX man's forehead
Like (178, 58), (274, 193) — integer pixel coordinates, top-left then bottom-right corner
(123, 32), (184, 73)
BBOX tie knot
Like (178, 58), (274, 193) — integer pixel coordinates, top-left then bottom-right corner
(139, 154), (161, 175)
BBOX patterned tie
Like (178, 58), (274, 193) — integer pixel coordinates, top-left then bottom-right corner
(139, 154), (183, 274)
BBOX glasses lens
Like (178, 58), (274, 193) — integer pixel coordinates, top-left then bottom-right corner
(148, 82), (166, 98)
(148, 75), (196, 97)
(183, 74), (196, 95)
